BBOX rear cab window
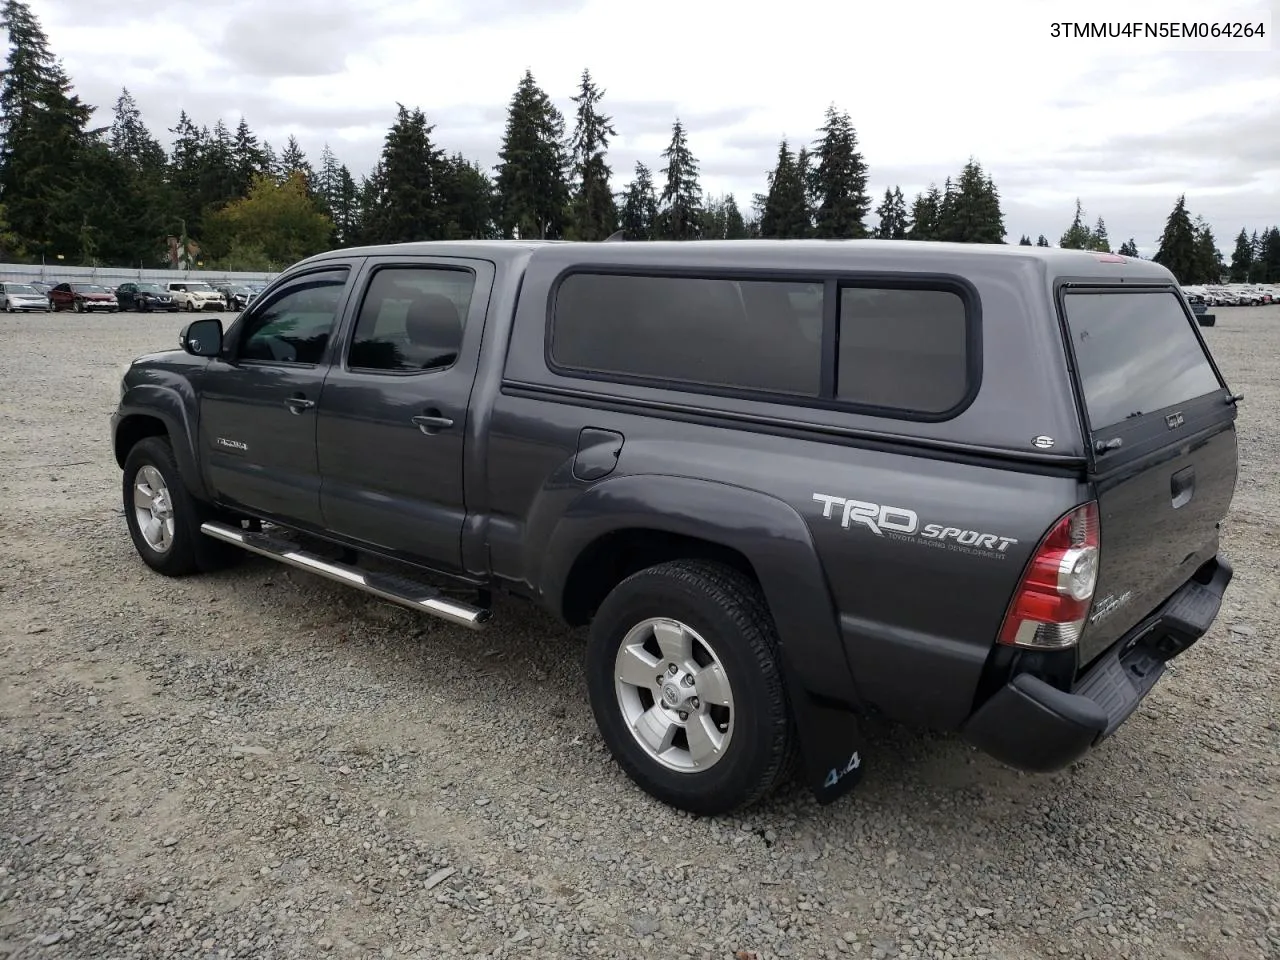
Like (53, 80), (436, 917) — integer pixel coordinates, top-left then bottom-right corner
(1060, 289), (1224, 434)
(548, 272), (976, 419)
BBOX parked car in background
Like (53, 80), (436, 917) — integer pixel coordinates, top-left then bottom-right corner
(1, 281), (51, 312)
(117, 282), (180, 312)
(28, 280), (53, 299)
(213, 283), (258, 311)
(1184, 292), (1216, 326)
(49, 282), (119, 313)
(165, 281), (226, 311)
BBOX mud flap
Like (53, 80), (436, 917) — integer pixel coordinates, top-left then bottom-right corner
(781, 681), (868, 804)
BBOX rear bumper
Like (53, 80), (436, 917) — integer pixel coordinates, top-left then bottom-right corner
(961, 555), (1233, 772)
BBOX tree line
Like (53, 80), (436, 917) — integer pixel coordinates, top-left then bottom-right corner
(1, 0), (1276, 284)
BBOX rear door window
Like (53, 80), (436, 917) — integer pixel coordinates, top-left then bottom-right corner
(1061, 290), (1222, 431)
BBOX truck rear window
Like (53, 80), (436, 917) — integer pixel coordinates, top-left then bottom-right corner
(1062, 290), (1222, 430)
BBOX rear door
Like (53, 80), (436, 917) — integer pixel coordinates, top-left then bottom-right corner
(1058, 284), (1238, 665)
(315, 255), (494, 572)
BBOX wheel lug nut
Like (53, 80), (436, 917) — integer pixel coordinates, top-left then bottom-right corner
(682, 674), (695, 686)
(690, 698), (700, 709)
(678, 710), (688, 721)
(668, 663), (678, 675)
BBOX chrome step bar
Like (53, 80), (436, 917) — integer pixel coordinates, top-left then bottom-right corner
(200, 521), (491, 630)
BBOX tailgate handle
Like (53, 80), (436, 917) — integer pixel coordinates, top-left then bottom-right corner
(1171, 466), (1195, 509)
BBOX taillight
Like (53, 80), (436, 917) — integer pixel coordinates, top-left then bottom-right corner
(998, 501), (1100, 649)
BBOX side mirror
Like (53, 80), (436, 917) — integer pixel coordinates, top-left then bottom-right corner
(180, 317), (223, 357)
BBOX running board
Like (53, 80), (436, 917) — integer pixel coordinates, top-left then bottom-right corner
(200, 521), (491, 630)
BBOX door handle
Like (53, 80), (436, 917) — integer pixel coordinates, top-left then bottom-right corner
(1171, 465), (1195, 509)
(285, 394), (315, 414)
(412, 412), (454, 434)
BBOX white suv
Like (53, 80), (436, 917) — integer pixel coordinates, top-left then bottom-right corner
(165, 281), (226, 311)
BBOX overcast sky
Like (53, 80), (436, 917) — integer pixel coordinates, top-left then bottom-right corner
(28, 0), (1280, 255)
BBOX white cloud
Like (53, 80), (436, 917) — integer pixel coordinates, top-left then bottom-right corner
(25, 0), (1280, 251)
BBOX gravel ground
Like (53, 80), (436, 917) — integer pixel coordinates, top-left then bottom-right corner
(1, 306), (1278, 960)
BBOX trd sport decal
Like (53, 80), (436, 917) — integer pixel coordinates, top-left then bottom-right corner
(811, 493), (1019, 559)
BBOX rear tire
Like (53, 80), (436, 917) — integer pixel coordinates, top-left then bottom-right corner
(585, 559), (797, 815)
(122, 436), (242, 576)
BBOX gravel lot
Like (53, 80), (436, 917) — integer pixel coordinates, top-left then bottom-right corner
(1, 306), (1278, 960)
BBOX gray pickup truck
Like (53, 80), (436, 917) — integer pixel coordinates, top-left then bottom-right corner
(111, 240), (1240, 815)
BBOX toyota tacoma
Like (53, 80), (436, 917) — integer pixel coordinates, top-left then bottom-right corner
(111, 239), (1240, 815)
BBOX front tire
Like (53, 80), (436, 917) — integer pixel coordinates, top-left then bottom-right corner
(586, 559), (797, 816)
(122, 436), (241, 577)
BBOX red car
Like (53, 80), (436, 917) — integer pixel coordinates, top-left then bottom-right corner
(49, 281), (119, 313)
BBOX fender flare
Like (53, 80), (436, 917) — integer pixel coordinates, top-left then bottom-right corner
(541, 474), (868, 803)
(115, 386), (208, 501)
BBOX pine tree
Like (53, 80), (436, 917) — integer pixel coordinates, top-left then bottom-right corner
(1152, 195), (1198, 284)
(1059, 199), (1093, 249)
(360, 103), (446, 243)
(167, 110), (205, 235)
(230, 117), (266, 196)
(1228, 228), (1253, 282)
(567, 68), (617, 241)
(874, 186), (908, 239)
(1018, 234), (1032, 245)
(438, 153), (497, 239)
(656, 118), (702, 240)
(279, 135), (314, 194)
(617, 161), (657, 240)
(1091, 216), (1110, 252)
(1036, 234), (1050, 247)
(1118, 238), (1139, 257)
(1190, 215), (1224, 284)
(105, 88), (170, 265)
(495, 69), (570, 239)
(1258, 227), (1280, 283)
(811, 105), (870, 238)
(330, 164), (359, 246)
(759, 139), (808, 238)
(108, 88), (165, 171)
(0, 0), (95, 258)
(934, 161), (1004, 243)
(906, 185), (942, 240)
(723, 194), (746, 239)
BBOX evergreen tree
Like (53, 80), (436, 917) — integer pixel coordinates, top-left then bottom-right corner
(0, 0), (95, 258)
(167, 111), (206, 234)
(230, 117), (266, 196)
(1258, 227), (1280, 282)
(1018, 234), (1032, 245)
(1152, 195), (1198, 283)
(906, 185), (942, 240)
(1118, 238), (1139, 257)
(279, 134), (314, 194)
(360, 103), (445, 243)
(935, 160), (1004, 243)
(330, 163), (360, 246)
(811, 104), (870, 238)
(874, 186), (908, 239)
(567, 68), (617, 241)
(1229, 228), (1253, 282)
(723, 194), (746, 239)
(617, 161), (657, 239)
(494, 69), (570, 239)
(1191, 215), (1224, 284)
(108, 88), (165, 171)
(1091, 216), (1110, 252)
(656, 118), (702, 240)
(439, 153), (497, 240)
(198, 119), (238, 212)
(1036, 234), (1050, 247)
(1059, 198), (1093, 249)
(759, 139), (809, 238)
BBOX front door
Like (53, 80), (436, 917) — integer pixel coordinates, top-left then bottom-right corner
(198, 264), (357, 527)
(316, 256), (495, 572)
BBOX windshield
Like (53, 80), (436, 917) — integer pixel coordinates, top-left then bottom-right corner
(71, 283), (106, 293)
(184, 282), (214, 292)
(137, 283), (163, 293)
(8, 284), (37, 294)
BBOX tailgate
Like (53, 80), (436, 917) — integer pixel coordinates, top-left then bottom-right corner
(1058, 285), (1238, 666)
